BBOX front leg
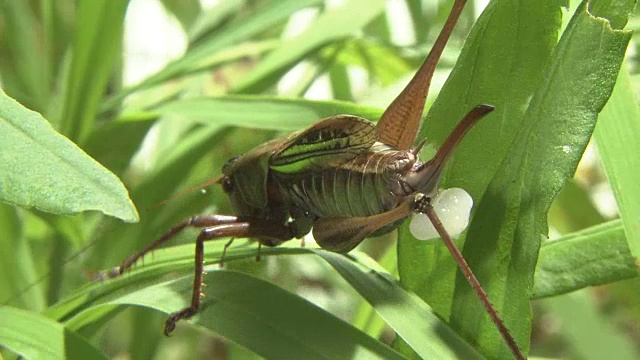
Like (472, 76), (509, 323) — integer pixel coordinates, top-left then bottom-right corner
(101, 215), (239, 278)
(164, 218), (294, 335)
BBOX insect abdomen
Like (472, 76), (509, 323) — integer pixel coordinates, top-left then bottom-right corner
(277, 146), (411, 218)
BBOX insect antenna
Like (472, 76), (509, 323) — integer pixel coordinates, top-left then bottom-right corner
(2, 238), (100, 306)
(146, 175), (223, 211)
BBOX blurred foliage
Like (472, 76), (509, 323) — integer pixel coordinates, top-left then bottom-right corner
(0, 0), (639, 359)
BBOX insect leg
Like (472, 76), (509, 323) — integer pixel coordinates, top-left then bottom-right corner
(164, 219), (293, 336)
(413, 195), (525, 360)
(219, 237), (235, 268)
(106, 215), (239, 278)
(256, 243), (262, 262)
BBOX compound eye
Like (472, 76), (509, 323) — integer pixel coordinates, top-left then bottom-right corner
(221, 176), (233, 193)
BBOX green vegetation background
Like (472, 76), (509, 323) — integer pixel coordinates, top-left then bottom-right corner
(0, 0), (639, 359)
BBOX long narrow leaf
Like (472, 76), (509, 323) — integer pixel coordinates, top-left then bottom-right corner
(49, 244), (482, 359)
(147, 96), (383, 131)
(233, 0), (386, 93)
(105, 0), (323, 109)
(0, 307), (107, 360)
(58, 0), (128, 142)
(595, 65), (640, 261)
(534, 220), (638, 299)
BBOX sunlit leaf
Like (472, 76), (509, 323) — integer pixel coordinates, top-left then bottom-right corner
(0, 90), (138, 222)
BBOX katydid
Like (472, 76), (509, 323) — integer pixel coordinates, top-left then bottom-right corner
(108, 0), (524, 358)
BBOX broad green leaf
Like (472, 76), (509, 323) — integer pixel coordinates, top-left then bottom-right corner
(233, 0), (386, 93)
(58, 0), (128, 143)
(135, 95), (383, 131)
(118, 271), (405, 360)
(448, 2), (633, 359)
(534, 220), (639, 299)
(595, 65), (640, 261)
(399, 0), (634, 359)
(398, 0), (562, 352)
(0, 306), (107, 360)
(0, 90), (138, 222)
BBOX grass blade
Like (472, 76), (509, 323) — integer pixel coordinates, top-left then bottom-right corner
(58, 0), (128, 142)
(534, 220), (639, 299)
(595, 65), (640, 261)
(0, 306), (107, 360)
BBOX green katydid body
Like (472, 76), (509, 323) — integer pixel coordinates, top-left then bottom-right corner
(221, 105), (491, 253)
(108, 3), (525, 357)
(221, 115), (416, 251)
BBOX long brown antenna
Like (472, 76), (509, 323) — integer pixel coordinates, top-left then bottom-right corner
(377, 0), (468, 150)
(146, 176), (223, 211)
(417, 197), (525, 360)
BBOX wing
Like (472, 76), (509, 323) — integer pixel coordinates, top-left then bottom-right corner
(270, 115), (378, 173)
(312, 200), (412, 253)
(376, 0), (467, 150)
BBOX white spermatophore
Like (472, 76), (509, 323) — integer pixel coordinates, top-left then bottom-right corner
(409, 188), (474, 241)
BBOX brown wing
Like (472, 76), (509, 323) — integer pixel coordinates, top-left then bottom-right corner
(312, 201), (412, 253)
(376, 0), (468, 150)
(271, 115), (378, 173)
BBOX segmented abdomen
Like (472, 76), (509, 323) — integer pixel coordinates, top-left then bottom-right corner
(275, 145), (411, 218)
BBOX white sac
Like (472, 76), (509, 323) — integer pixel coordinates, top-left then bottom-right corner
(409, 188), (473, 241)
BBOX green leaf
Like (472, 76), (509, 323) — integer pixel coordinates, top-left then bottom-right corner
(0, 0), (50, 113)
(141, 95), (384, 131)
(233, 0), (386, 93)
(52, 249), (404, 359)
(449, 2), (633, 358)
(0, 90), (138, 222)
(159, 0), (201, 31)
(398, 0), (562, 352)
(108, 0), (323, 107)
(0, 306), (107, 360)
(49, 244), (481, 359)
(58, 0), (128, 143)
(534, 220), (639, 299)
(398, 0), (634, 359)
(314, 251), (484, 359)
(0, 203), (44, 311)
(187, 0), (243, 43)
(543, 290), (640, 360)
(595, 65), (640, 261)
